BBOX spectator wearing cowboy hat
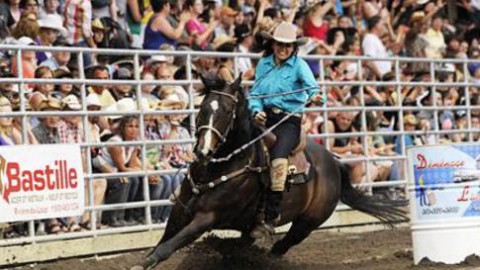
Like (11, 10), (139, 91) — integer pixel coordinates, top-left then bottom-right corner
(248, 22), (322, 239)
(57, 94), (84, 232)
(36, 14), (68, 64)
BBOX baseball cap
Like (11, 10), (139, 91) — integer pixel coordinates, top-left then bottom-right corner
(62, 95), (82, 111)
(113, 67), (133, 80)
(222, 7), (238, 17)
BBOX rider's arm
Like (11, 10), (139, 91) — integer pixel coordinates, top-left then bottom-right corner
(297, 58), (319, 100)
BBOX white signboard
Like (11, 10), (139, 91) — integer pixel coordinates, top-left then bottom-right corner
(0, 144), (84, 222)
(408, 144), (480, 221)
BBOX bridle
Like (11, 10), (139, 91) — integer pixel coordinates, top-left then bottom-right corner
(195, 90), (238, 157)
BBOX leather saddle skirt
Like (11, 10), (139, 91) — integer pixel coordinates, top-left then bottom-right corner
(262, 128), (310, 177)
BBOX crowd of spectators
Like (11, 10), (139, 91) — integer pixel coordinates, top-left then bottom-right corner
(1, 0), (480, 238)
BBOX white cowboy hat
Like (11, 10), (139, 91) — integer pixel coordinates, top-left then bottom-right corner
(263, 22), (308, 46)
(146, 55), (168, 66)
(16, 36), (35, 46)
(61, 94), (81, 111)
(86, 93), (102, 107)
(106, 98), (137, 120)
(157, 92), (186, 110)
(38, 14), (68, 37)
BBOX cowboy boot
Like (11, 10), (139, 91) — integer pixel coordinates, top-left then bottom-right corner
(250, 158), (288, 239)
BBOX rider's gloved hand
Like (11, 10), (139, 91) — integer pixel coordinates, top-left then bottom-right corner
(254, 111), (267, 126)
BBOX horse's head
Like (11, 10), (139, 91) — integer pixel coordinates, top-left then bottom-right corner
(194, 74), (243, 161)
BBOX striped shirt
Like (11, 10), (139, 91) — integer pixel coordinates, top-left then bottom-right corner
(63, 0), (93, 45)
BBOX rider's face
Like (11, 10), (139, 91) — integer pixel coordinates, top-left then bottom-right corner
(273, 41), (294, 63)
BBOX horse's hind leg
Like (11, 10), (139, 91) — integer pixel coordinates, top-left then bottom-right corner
(139, 212), (215, 270)
(270, 218), (317, 256)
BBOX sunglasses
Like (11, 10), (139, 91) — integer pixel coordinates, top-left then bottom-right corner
(275, 42), (294, 48)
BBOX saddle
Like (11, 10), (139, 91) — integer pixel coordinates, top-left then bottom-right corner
(261, 128), (311, 186)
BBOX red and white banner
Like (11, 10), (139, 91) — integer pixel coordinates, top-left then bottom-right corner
(0, 144), (84, 222)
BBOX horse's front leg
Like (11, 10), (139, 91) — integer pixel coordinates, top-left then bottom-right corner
(132, 211), (215, 270)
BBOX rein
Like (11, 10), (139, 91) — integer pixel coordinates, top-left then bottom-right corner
(186, 86), (322, 199)
(188, 163), (266, 195)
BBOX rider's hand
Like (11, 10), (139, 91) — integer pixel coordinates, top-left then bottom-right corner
(310, 94), (324, 104)
(254, 111), (267, 126)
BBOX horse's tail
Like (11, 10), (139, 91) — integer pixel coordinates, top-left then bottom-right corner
(337, 160), (409, 228)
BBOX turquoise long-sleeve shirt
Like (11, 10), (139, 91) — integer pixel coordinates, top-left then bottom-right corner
(248, 54), (318, 116)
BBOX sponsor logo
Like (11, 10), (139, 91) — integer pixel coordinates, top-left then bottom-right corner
(416, 153), (465, 170)
(0, 155), (79, 203)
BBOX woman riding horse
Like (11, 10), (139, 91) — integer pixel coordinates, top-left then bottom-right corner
(249, 22), (323, 238)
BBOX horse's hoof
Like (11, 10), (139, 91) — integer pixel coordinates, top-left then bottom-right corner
(143, 255), (159, 270)
(130, 266), (145, 270)
(250, 222), (274, 239)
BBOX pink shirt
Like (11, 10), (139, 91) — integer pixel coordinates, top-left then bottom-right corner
(186, 19), (208, 49)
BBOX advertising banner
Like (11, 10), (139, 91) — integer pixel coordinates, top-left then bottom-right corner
(0, 144), (84, 222)
(408, 144), (480, 222)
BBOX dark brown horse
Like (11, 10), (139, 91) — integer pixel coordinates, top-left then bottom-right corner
(133, 75), (407, 270)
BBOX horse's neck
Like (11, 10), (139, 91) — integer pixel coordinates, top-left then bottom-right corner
(214, 103), (252, 158)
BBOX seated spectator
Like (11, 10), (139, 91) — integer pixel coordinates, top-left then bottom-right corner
(141, 71), (159, 102)
(303, 0), (335, 42)
(0, 71), (18, 104)
(143, 0), (191, 49)
(99, 98), (143, 227)
(362, 15), (392, 79)
(20, 0), (39, 16)
(323, 111), (365, 184)
(184, 0), (216, 49)
(425, 15), (447, 59)
(110, 67), (135, 101)
(40, 37), (71, 71)
(8, 0), (22, 26)
(234, 24), (255, 80)
(156, 91), (191, 220)
(214, 7), (237, 38)
(56, 95), (84, 232)
(87, 65), (116, 109)
(52, 69), (78, 99)
(36, 14), (67, 64)
(32, 97), (61, 144)
(81, 93), (107, 230)
(63, 0), (94, 67)
(154, 65), (189, 105)
(0, 96), (21, 145)
(32, 66), (54, 97)
(11, 36), (37, 85)
(38, 0), (61, 19)
(11, 11), (38, 40)
(213, 36), (237, 82)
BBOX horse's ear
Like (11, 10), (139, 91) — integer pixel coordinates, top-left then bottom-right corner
(198, 73), (210, 94)
(232, 73), (242, 92)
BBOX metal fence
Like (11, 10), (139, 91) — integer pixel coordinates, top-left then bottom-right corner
(0, 45), (479, 248)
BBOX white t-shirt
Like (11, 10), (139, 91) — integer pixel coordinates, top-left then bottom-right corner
(362, 33), (392, 77)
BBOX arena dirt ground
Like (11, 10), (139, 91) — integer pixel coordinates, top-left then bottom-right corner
(13, 227), (480, 270)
